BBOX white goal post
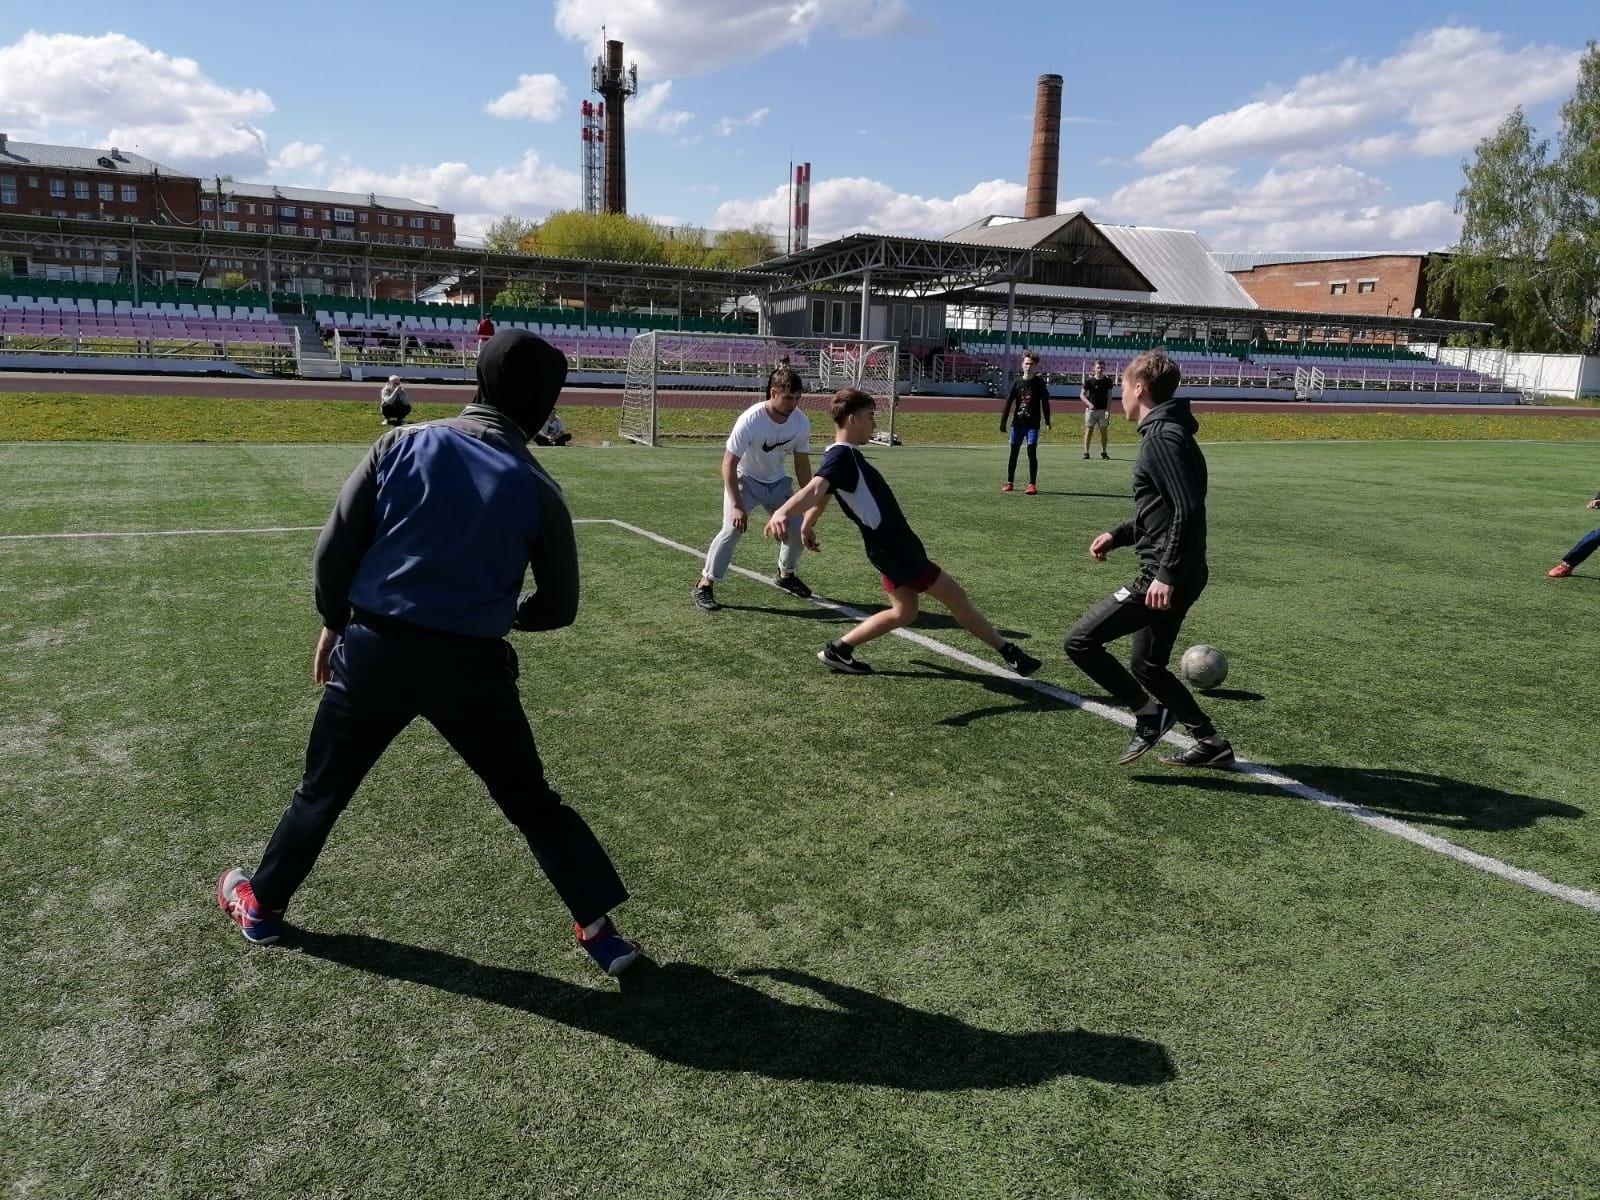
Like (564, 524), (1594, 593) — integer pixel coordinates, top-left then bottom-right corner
(621, 331), (899, 447)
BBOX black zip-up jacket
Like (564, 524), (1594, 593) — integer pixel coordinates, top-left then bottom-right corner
(1107, 398), (1208, 589)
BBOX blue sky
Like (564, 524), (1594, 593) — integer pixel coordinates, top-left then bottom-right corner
(0, 2), (1591, 250)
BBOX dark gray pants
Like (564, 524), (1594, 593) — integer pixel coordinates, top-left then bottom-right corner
(1063, 574), (1212, 731)
(251, 616), (628, 925)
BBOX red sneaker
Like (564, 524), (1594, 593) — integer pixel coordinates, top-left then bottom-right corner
(1024, 484), (1038, 495)
(1548, 562), (1573, 578)
(1001, 482), (1014, 492)
(217, 869), (284, 944)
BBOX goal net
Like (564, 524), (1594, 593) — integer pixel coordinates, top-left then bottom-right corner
(621, 331), (899, 447)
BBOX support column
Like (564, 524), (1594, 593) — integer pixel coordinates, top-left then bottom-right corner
(1002, 277), (1017, 394)
(860, 267), (871, 340)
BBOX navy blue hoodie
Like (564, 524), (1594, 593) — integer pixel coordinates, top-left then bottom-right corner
(312, 331), (579, 638)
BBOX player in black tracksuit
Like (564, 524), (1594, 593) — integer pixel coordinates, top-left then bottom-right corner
(999, 351), (1051, 492)
(216, 330), (642, 977)
(1063, 351), (1234, 768)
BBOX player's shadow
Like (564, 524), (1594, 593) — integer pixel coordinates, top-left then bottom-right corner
(872, 659), (1072, 726)
(716, 602), (846, 621)
(290, 932), (1175, 1091)
(1023, 489), (1130, 499)
(1131, 764), (1581, 832)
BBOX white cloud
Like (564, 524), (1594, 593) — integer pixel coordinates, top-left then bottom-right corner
(1096, 164), (1460, 251)
(1138, 25), (1581, 167)
(269, 141), (325, 176)
(715, 176), (1084, 242)
(715, 107), (770, 136)
(554, 0), (911, 77)
(326, 152), (581, 241)
(629, 80), (694, 134)
(0, 31), (274, 175)
(485, 73), (568, 122)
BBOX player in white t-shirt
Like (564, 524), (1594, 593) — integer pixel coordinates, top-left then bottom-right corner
(693, 366), (815, 611)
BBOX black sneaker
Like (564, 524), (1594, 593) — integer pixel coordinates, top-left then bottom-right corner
(818, 642), (872, 674)
(1000, 641), (1042, 677)
(1100, 452), (1110, 460)
(1159, 738), (1236, 768)
(1117, 707), (1176, 764)
(692, 584), (721, 612)
(1082, 452), (1090, 459)
(774, 572), (813, 599)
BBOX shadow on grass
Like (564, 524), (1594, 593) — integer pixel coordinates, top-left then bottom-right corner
(291, 932), (1175, 1091)
(1014, 489), (1130, 499)
(872, 659), (1077, 726)
(1131, 763), (1582, 832)
(1197, 688), (1266, 702)
(717, 600), (1032, 642)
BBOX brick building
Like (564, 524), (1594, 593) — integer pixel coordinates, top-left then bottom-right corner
(200, 180), (454, 251)
(1215, 251), (1457, 321)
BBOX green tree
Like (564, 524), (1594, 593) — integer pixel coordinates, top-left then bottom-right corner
(483, 215), (539, 254)
(529, 210), (668, 263)
(495, 279), (546, 310)
(1435, 42), (1600, 352)
(708, 225), (781, 269)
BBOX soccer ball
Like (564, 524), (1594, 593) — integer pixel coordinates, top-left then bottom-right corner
(1181, 644), (1229, 691)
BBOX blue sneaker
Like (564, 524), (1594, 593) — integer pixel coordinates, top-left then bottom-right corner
(216, 868), (285, 944)
(575, 916), (642, 977)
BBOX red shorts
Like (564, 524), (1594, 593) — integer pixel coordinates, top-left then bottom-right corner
(881, 561), (942, 594)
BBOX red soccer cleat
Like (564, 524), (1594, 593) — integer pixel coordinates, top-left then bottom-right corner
(1548, 562), (1573, 578)
(1001, 482), (1014, 492)
(1024, 484), (1038, 495)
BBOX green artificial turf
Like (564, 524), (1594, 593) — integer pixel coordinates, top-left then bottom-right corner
(2, 436), (1598, 1199)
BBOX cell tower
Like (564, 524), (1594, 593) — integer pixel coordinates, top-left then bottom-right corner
(580, 100), (605, 215)
(591, 35), (637, 214)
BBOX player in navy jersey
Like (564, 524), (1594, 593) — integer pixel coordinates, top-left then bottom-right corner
(999, 350), (1051, 493)
(763, 388), (1042, 677)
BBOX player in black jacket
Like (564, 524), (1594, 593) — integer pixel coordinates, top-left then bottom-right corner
(999, 350), (1051, 493)
(1063, 351), (1233, 767)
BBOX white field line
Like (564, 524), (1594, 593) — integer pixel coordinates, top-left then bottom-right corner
(592, 516), (1600, 916)
(0, 524), (324, 542)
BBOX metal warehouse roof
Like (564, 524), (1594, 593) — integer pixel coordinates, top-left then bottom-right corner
(0, 137), (190, 178)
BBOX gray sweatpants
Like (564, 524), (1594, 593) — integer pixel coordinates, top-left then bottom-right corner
(702, 474), (804, 582)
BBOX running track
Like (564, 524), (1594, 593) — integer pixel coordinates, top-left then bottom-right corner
(5, 370), (1599, 419)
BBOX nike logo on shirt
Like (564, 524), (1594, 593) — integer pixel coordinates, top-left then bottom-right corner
(762, 439), (793, 453)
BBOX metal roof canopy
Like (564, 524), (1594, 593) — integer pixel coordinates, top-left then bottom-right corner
(0, 213), (788, 293)
(937, 284), (1493, 339)
(756, 232), (1036, 296)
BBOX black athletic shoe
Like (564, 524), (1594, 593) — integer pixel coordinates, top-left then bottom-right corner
(692, 584), (721, 612)
(1117, 707), (1176, 764)
(1082, 452), (1090, 459)
(818, 642), (872, 674)
(774, 572), (813, 599)
(1100, 452), (1110, 460)
(1160, 738), (1236, 768)
(1000, 641), (1042, 677)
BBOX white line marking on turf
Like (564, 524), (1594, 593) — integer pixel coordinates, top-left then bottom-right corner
(0, 525), (324, 541)
(590, 517), (1600, 916)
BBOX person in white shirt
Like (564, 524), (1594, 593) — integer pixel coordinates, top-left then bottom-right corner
(693, 367), (814, 611)
(534, 410), (572, 446)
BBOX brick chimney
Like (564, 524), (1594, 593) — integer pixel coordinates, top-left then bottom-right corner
(1024, 74), (1063, 220)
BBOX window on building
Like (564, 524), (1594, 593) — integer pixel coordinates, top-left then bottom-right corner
(891, 303), (907, 337)
(1330, 282), (1347, 296)
(223, 201), (238, 214)
(280, 205), (296, 218)
(120, 184), (137, 203)
(202, 219), (215, 229)
(245, 223), (256, 232)
(281, 224), (296, 235)
(0, 176), (16, 205)
(810, 298), (826, 334)
(98, 182), (114, 201)
(222, 220), (240, 232)
(80, 247), (96, 259)
(245, 202), (255, 214)
(201, 198), (215, 212)
(358, 212), (368, 223)
(102, 213), (118, 221)
(54, 208), (68, 218)
(73, 181), (89, 199)
(104, 249), (119, 261)
(333, 207), (354, 222)
(335, 227), (354, 241)
(301, 207), (313, 219)
(410, 234), (424, 246)
(830, 300), (845, 335)
(910, 306), (924, 337)
(410, 216), (424, 229)
(379, 213), (389, 225)
(430, 218), (440, 230)
(27, 176), (39, 188)
(359, 231), (370, 241)
(49, 179), (65, 197)
(321, 209), (331, 221)
(124, 214), (135, 223)
(1357, 280), (1376, 294)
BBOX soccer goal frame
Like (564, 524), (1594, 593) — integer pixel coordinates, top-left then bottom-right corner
(621, 331), (900, 447)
